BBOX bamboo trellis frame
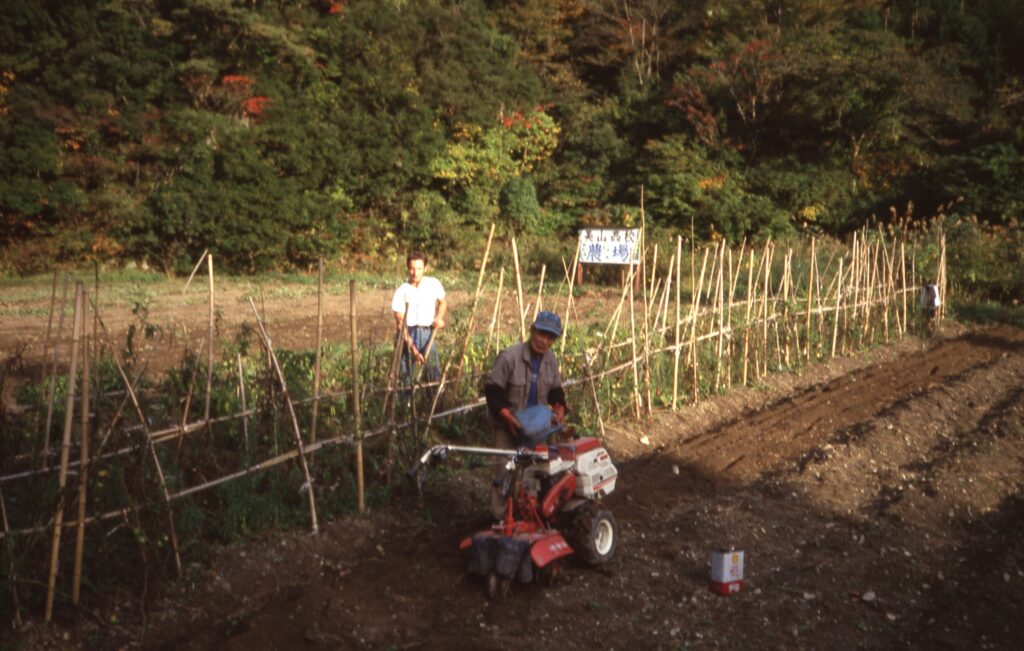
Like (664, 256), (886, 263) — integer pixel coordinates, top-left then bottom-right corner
(0, 227), (948, 624)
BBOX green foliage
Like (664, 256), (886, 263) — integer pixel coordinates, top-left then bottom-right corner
(944, 215), (1024, 302)
(0, 0), (1022, 274)
(639, 134), (792, 240)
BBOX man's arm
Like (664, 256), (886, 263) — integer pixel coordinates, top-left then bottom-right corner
(393, 308), (424, 363)
(547, 387), (568, 424)
(484, 352), (521, 437)
(433, 296), (447, 329)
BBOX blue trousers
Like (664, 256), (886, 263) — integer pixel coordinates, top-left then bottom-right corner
(401, 326), (440, 384)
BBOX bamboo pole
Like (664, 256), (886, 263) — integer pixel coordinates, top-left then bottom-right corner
(628, 256), (641, 418)
(831, 258), (844, 358)
(93, 262), (100, 369)
(938, 231), (947, 320)
(41, 270), (58, 381)
(486, 267), (505, 360)
(0, 488), (22, 626)
(900, 242), (908, 335)
(42, 272), (70, 467)
(237, 353), (249, 452)
(71, 328), (90, 606)
(455, 223), (495, 382)
(563, 264), (606, 438)
(177, 337), (202, 457)
(715, 243), (726, 391)
(46, 283), (82, 622)
(782, 249), (792, 368)
(203, 253), (215, 427)
(689, 248), (710, 400)
(383, 302), (410, 488)
(888, 236), (901, 337)
(672, 236), (682, 410)
(601, 264), (632, 356)
(90, 296), (183, 575)
(533, 263), (546, 321)
(843, 245), (853, 354)
(805, 237), (815, 361)
(641, 241), (654, 415)
(310, 257), (324, 449)
(559, 244), (581, 354)
(511, 236), (526, 341)
(863, 241), (878, 341)
(248, 298), (319, 533)
(761, 243), (773, 377)
(350, 281), (364, 514)
(726, 243), (740, 388)
(742, 248), (755, 385)
(813, 243), (826, 355)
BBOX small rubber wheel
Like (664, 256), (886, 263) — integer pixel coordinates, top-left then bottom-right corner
(570, 502), (617, 566)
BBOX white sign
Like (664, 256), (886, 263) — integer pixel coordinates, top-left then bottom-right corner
(577, 228), (641, 265)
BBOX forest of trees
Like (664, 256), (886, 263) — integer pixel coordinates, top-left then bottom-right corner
(2, 0), (1022, 273)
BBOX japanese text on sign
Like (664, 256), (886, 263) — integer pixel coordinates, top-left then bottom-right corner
(577, 228), (641, 265)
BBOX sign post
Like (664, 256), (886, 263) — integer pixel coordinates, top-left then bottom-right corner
(577, 228), (642, 287)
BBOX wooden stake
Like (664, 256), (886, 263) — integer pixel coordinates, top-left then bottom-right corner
(486, 267), (505, 360)
(831, 258), (844, 358)
(72, 328), (90, 606)
(237, 353), (249, 452)
(311, 257), (324, 449)
(565, 277), (606, 438)
(511, 236), (526, 341)
(742, 248), (755, 385)
(715, 243), (726, 391)
(177, 337), (203, 457)
(42, 270), (58, 382)
(203, 253), (215, 427)
(0, 488), (22, 627)
(641, 241), (654, 415)
(805, 237), (815, 361)
(90, 296), (183, 575)
(248, 298), (319, 533)
(689, 248), (710, 400)
(533, 264), (546, 321)
(350, 281), (364, 514)
(761, 243), (773, 376)
(46, 283), (82, 622)
(672, 236), (682, 410)
(726, 244), (740, 388)
(93, 262), (100, 370)
(559, 244), (581, 354)
(628, 257), (641, 418)
(455, 223), (496, 383)
(42, 272), (70, 467)
(900, 242), (908, 335)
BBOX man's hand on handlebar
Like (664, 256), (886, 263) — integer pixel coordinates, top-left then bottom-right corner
(498, 407), (522, 438)
(551, 403), (566, 425)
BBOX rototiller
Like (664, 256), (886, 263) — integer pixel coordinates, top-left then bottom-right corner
(409, 406), (619, 598)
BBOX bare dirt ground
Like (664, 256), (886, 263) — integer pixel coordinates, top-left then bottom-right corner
(10, 320), (1023, 650)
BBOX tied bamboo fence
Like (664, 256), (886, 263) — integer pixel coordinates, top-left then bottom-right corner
(0, 226), (947, 622)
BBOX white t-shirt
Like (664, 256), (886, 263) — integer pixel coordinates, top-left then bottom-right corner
(392, 276), (446, 327)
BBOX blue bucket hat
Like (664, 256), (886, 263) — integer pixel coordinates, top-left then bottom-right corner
(532, 311), (562, 337)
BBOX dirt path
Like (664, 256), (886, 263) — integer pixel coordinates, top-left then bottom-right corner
(13, 325), (1024, 650)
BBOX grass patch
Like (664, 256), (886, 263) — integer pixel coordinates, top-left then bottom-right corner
(951, 301), (1024, 328)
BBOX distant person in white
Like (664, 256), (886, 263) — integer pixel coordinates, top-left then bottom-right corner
(920, 283), (941, 321)
(392, 250), (447, 384)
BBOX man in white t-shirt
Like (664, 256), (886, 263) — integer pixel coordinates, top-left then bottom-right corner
(392, 251), (447, 384)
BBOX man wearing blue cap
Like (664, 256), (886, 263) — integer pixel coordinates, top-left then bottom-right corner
(484, 310), (568, 448)
(484, 311), (569, 518)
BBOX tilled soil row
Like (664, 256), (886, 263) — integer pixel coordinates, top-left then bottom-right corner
(16, 326), (1024, 650)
